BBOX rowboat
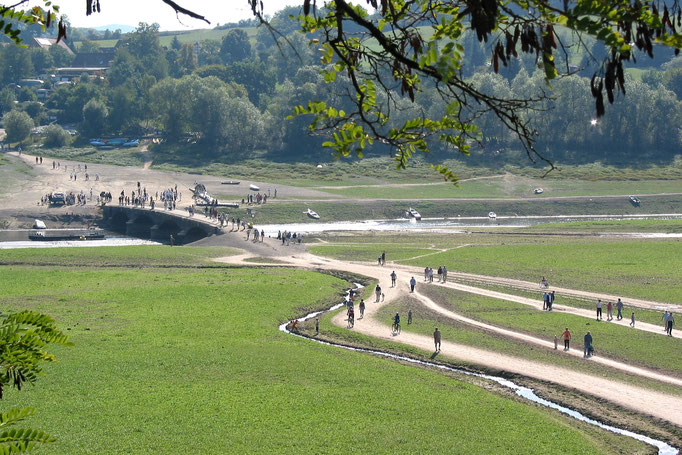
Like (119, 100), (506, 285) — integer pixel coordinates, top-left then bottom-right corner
(305, 209), (320, 219)
(221, 181), (241, 185)
(249, 184), (260, 191)
(488, 211), (497, 219)
(534, 188), (544, 194)
(33, 219), (46, 229)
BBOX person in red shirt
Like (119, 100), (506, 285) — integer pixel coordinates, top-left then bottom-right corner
(562, 328), (571, 351)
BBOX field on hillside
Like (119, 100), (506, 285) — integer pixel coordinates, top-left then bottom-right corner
(0, 247), (650, 454)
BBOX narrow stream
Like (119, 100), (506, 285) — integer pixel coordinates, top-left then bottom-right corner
(279, 286), (679, 455)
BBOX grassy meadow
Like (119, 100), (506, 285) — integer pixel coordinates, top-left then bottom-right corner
(311, 235), (682, 305)
(0, 246), (649, 454)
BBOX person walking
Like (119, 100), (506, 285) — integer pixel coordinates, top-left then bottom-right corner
(390, 271), (397, 287)
(408, 310), (413, 324)
(607, 301), (613, 321)
(410, 277), (416, 293)
(548, 291), (555, 311)
(315, 318), (320, 334)
(434, 328), (441, 352)
(381, 251), (386, 265)
(542, 292), (548, 311)
(667, 313), (675, 336)
(616, 298), (623, 320)
(442, 266), (448, 283)
(169, 234), (175, 247)
(630, 312), (636, 327)
(375, 284), (382, 303)
(596, 299), (603, 321)
(424, 267), (428, 282)
(663, 311), (670, 331)
(437, 266), (443, 283)
(584, 331), (593, 357)
(562, 328), (571, 351)
(359, 299), (365, 319)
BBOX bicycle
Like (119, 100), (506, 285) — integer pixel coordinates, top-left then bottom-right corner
(392, 322), (401, 335)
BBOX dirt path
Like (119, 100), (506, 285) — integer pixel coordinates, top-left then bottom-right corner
(140, 142), (153, 170)
(442, 271), (682, 312)
(215, 252), (682, 427)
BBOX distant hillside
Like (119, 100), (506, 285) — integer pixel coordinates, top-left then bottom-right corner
(75, 26), (259, 49)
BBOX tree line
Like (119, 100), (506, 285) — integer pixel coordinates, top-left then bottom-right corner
(2, 10), (682, 166)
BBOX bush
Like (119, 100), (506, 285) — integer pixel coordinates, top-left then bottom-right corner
(43, 124), (70, 147)
(3, 109), (33, 143)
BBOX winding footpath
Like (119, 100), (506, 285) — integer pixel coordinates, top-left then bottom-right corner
(216, 251), (682, 427)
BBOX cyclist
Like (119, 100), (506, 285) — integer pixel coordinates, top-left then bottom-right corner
(347, 307), (355, 328)
(393, 312), (401, 334)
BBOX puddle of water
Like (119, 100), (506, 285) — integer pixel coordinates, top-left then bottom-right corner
(280, 287), (679, 455)
(0, 229), (160, 249)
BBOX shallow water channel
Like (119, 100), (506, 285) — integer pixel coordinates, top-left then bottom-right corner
(0, 229), (158, 249)
(280, 286), (679, 455)
(260, 213), (682, 236)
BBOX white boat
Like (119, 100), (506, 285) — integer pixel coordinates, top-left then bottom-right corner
(33, 219), (47, 229)
(488, 211), (497, 219)
(407, 207), (421, 221)
(534, 188), (544, 194)
(249, 184), (260, 191)
(305, 209), (320, 219)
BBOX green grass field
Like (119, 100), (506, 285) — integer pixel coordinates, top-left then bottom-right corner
(0, 247), (652, 454)
(401, 240), (682, 304)
(526, 219), (682, 233)
(0, 245), (238, 267)
(311, 235), (682, 305)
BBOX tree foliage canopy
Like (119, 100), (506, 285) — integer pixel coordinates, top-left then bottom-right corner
(251, 0), (682, 179)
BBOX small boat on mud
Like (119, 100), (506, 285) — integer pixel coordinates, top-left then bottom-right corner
(221, 181), (241, 185)
(249, 184), (260, 191)
(534, 188), (544, 194)
(29, 231), (106, 241)
(488, 211), (497, 219)
(407, 207), (421, 221)
(33, 219), (47, 229)
(305, 209), (320, 219)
